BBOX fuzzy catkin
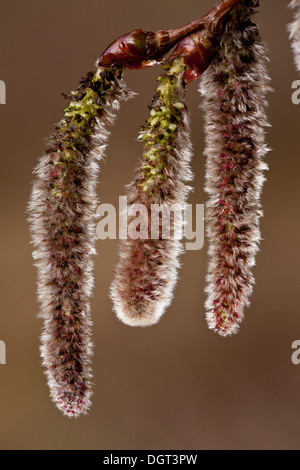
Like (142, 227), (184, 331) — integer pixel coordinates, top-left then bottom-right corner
(29, 67), (132, 417)
(111, 59), (193, 326)
(289, 0), (300, 73)
(199, 0), (271, 336)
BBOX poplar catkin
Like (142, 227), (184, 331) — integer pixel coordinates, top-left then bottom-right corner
(199, 0), (271, 336)
(111, 59), (193, 327)
(29, 67), (132, 417)
(289, 0), (300, 73)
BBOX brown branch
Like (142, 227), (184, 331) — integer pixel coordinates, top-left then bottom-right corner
(97, 0), (243, 69)
(156, 0), (242, 48)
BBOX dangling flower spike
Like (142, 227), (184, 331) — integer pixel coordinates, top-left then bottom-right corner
(110, 59), (193, 326)
(289, 0), (300, 73)
(199, 0), (271, 336)
(28, 67), (133, 417)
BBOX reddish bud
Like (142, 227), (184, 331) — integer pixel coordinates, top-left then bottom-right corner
(167, 31), (217, 84)
(97, 29), (157, 69)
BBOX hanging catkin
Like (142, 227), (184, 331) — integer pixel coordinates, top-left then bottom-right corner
(111, 59), (193, 326)
(199, 0), (271, 336)
(29, 67), (132, 417)
(289, 0), (300, 73)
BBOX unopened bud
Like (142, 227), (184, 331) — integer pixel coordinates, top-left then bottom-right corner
(97, 29), (157, 69)
(167, 31), (217, 84)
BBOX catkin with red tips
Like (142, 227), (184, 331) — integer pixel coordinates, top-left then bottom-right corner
(29, 67), (132, 417)
(111, 59), (193, 327)
(199, 0), (271, 336)
(289, 0), (300, 73)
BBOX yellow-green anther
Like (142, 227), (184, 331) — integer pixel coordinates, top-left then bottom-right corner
(160, 119), (169, 129)
(173, 101), (185, 109)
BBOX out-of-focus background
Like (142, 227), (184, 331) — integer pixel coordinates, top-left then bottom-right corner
(0, 0), (299, 450)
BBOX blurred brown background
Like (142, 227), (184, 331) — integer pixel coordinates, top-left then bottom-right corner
(0, 0), (299, 450)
